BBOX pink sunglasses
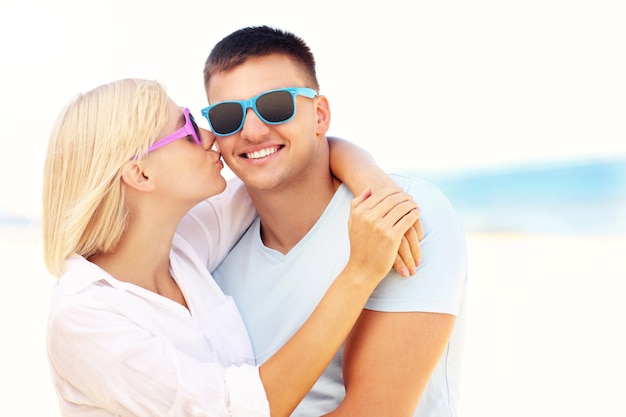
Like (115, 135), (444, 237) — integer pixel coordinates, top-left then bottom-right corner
(146, 107), (202, 154)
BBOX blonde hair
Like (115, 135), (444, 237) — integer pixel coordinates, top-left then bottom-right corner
(42, 78), (169, 277)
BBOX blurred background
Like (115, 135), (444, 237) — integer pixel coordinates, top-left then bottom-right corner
(1, 0), (624, 416)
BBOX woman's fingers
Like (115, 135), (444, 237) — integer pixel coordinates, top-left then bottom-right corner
(393, 225), (421, 277)
(353, 188), (415, 217)
(393, 240), (413, 277)
(414, 217), (425, 241)
(351, 188), (373, 207)
(348, 188), (420, 280)
(405, 224), (422, 267)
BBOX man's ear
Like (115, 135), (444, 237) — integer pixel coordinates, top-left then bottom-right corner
(315, 95), (331, 135)
(120, 161), (155, 193)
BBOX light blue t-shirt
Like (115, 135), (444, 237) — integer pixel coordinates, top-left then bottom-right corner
(213, 174), (468, 417)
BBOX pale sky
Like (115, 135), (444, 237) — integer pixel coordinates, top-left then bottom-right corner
(1, 0), (624, 218)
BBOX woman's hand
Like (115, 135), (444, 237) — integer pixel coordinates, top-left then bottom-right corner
(346, 188), (421, 283)
(394, 203), (424, 277)
(327, 137), (423, 277)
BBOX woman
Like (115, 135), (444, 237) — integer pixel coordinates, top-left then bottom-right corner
(43, 78), (419, 417)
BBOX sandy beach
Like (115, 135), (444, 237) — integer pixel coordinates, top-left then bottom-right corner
(2, 226), (624, 416)
(460, 232), (626, 416)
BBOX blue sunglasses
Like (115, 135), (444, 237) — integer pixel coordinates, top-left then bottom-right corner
(201, 87), (317, 137)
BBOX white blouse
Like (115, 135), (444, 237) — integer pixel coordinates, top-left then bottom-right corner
(46, 178), (268, 416)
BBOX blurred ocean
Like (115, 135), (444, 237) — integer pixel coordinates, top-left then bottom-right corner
(408, 158), (626, 236)
(2, 158), (625, 236)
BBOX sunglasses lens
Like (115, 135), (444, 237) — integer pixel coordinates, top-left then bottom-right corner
(256, 90), (295, 123)
(209, 102), (244, 135)
(189, 113), (202, 144)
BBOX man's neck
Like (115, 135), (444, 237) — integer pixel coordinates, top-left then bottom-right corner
(249, 170), (341, 254)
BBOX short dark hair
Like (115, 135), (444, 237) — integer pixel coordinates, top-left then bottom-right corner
(203, 25), (319, 92)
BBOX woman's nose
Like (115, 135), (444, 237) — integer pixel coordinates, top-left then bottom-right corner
(199, 128), (217, 151)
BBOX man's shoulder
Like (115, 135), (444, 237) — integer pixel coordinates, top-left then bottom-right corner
(386, 172), (462, 228)
(388, 172), (438, 191)
(388, 173), (453, 210)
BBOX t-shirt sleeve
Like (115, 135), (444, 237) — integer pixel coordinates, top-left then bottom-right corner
(364, 175), (468, 315)
(176, 177), (257, 272)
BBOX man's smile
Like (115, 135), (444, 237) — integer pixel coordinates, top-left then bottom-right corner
(243, 146), (281, 159)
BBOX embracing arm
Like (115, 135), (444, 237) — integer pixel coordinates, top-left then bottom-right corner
(328, 136), (423, 275)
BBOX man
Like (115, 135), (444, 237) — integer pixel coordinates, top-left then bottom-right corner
(205, 26), (467, 417)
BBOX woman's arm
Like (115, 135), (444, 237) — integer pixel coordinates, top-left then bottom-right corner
(328, 137), (423, 276)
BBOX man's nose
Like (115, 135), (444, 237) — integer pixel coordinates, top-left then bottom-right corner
(240, 108), (271, 140)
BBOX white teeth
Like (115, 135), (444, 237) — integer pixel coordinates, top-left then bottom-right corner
(246, 146), (278, 159)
